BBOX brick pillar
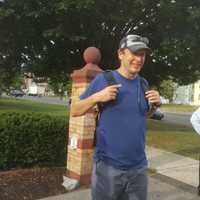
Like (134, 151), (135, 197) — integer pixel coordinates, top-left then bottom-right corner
(65, 47), (103, 186)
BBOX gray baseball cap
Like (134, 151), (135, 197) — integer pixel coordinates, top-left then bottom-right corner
(119, 34), (150, 53)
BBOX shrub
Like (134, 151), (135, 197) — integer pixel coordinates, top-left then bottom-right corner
(0, 112), (68, 170)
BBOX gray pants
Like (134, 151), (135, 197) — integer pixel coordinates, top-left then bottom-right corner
(91, 160), (148, 200)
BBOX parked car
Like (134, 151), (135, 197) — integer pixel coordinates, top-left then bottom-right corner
(150, 108), (164, 120)
(10, 89), (25, 97)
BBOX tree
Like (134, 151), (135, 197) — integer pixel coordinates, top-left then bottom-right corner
(0, 67), (23, 93)
(159, 79), (176, 102)
(66, 78), (72, 97)
(0, 0), (200, 88)
(48, 76), (67, 99)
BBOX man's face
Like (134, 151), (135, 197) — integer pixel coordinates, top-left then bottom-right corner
(118, 48), (146, 75)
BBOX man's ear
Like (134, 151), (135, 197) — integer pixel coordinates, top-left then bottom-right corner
(118, 49), (124, 60)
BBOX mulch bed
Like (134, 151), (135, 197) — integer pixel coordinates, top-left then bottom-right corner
(0, 167), (67, 200)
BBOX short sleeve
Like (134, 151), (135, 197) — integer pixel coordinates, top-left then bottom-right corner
(80, 73), (106, 100)
(140, 77), (149, 92)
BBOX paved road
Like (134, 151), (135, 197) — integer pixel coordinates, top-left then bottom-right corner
(5, 95), (194, 127)
(162, 111), (192, 127)
(21, 97), (193, 127)
(4, 95), (70, 106)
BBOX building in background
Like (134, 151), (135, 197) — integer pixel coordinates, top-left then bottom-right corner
(24, 73), (52, 96)
(173, 80), (200, 105)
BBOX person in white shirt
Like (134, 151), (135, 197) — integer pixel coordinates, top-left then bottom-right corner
(190, 107), (200, 135)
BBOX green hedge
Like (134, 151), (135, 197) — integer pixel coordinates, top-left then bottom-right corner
(0, 112), (68, 170)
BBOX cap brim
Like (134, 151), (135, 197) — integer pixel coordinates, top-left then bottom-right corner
(128, 44), (150, 53)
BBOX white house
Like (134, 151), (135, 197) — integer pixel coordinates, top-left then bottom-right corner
(173, 80), (200, 105)
(24, 73), (50, 96)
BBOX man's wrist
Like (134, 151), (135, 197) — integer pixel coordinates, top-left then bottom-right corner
(91, 93), (100, 105)
(157, 102), (162, 107)
(154, 101), (162, 107)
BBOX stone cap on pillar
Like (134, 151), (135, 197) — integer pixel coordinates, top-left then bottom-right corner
(71, 47), (103, 83)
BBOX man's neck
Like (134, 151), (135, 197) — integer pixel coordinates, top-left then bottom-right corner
(117, 68), (138, 80)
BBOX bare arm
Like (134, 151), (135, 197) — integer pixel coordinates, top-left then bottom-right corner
(70, 95), (97, 117)
(71, 84), (121, 117)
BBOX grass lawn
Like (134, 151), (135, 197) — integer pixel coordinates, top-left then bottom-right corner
(147, 119), (200, 160)
(0, 97), (68, 117)
(162, 104), (198, 112)
(1, 98), (200, 160)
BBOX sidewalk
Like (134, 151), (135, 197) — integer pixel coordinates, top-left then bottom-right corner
(39, 146), (199, 200)
(146, 146), (199, 187)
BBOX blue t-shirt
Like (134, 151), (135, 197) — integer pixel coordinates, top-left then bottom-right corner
(80, 70), (149, 170)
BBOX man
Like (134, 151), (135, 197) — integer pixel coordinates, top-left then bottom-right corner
(190, 107), (200, 135)
(71, 34), (161, 200)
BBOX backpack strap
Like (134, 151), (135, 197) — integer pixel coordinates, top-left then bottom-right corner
(139, 76), (149, 93)
(98, 70), (117, 109)
(94, 70), (117, 147)
(103, 70), (117, 86)
(139, 76), (152, 111)
(96, 70), (117, 112)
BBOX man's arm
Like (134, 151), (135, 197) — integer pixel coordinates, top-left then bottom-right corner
(190, 108), (200, 135)
(71, 84), (121, 117)
(70, 95), (98, 117)
(145, 90), (161, 117)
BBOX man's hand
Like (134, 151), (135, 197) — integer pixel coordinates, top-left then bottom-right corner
(145, 90), (161, 107)
(92, 84), (122, 103)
